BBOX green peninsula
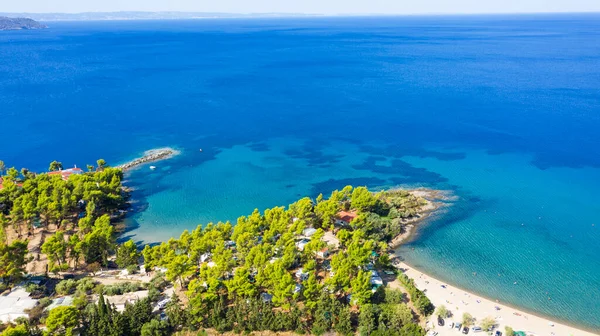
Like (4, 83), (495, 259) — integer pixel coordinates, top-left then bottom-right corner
(1, 158), (439, 336)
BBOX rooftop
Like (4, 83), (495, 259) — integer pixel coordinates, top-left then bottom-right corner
(47, 167), (84, 181)
(303, 227), (317, 237)
(0, 288), (38, 323)
(337, 210), (358, 223)
(45, 296), (74, 311)
(102, 290), (149, 312)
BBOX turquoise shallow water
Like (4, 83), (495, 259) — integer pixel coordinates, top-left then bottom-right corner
(122, 139), (600, 330)
(399, 149), (600, 330)
(1, 15), (599, 330)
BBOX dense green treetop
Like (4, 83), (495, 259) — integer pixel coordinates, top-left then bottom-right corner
(138, 185), (429, 335)
(0, 180), (431, 336)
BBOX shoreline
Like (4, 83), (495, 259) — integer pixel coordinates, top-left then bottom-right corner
(389, 192), (599, 335)
(389, 188), (452, 248)
(394, 260), (599, 335)
(116, 147), (180, 171)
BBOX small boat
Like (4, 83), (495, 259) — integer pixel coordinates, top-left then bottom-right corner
(150, 166), (156, 170)
(199, 148), (203, 152)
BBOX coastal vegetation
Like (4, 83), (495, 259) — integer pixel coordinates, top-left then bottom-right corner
(0, 161), (436, 336)
(0, 160), (126, 285)
(137, 185), (432, 334)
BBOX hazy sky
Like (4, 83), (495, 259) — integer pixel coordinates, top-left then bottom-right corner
(3, 0), (600, 14)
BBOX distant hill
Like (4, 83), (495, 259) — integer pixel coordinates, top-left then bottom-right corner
(0, 11), (320, 22)
(0, 16), (47, 30)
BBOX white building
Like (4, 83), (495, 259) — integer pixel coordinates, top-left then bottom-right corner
(295, 239), (310, 251)
(103, 290), (149, 312)
(295, 268), (309, 281)
(302, 227), (317, 238)
(0, 288), (38, 323)
(317, 247), (330, 258)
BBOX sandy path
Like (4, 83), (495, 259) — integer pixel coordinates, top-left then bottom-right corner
(397, 262), (598, 336)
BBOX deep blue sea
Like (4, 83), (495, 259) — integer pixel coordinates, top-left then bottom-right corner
(1, 15), (599, 331)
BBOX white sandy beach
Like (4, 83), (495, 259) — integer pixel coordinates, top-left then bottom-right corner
(397, 262), (599, 336)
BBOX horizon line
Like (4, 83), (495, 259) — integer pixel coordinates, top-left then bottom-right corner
(2, 10), (600, 16)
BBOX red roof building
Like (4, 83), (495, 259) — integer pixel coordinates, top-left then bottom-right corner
(0, 177), (23, 190)
(47, 167), (84, 181)
(335, 210), (358, 226)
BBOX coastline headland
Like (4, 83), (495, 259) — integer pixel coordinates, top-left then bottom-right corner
(116, 147), (180, 171)
(389, 188), (452, 248)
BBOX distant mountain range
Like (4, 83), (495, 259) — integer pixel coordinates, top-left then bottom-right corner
(0, 11), (322, 22)
(0, 16), (47, 30)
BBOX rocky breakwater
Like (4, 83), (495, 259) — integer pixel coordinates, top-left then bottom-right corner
(117, 147), (180, 171)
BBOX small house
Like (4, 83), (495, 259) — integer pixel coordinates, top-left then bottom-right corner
(47, 167), (84, 181)
(302, 227), (317, 238)
(335, 210), (358, 226)
(0, 288), (38, 323)
(317, 247), (330, 259)
(295, 268), (309, 281)
(44, 296), (74, 312)
(295, 239), (309, 251)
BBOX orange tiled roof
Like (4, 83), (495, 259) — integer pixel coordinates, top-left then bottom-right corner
(337, 210), (358, 223)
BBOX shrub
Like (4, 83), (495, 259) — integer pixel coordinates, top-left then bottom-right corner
(383, 288), (405, 304)
(76, 278), (96, 295)
(73, 293), (89, 309)
(150, 275), (168, 291)
(38, 297), (52, 308)
(1, 324), (29, 336)
(127, 264), (139, 274)
(140, 319), (169, 336)
(396, 274), (433, 316)
(25, 283), (46, 298)
(93, 284), (105, 294)
(55, 279), (77, 295)
(148, 287), (161, 302)
(462, 312), (475, 327)
(103, 282), (141, 296)
(436, 305), (450, 318)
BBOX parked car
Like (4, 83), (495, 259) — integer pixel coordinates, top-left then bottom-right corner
(495, 331), (502, 336)
(156, 298), (170, 310)
(426, 331), (438, 336)
(462, 327), (470, 334)
(438, 317), (445, 326)
(447, 321), (455, 329)
(471, 326), (482, 333)
(455, 322), (462, 331)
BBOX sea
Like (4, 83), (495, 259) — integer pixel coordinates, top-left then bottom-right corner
(0, 14), (599, 331)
